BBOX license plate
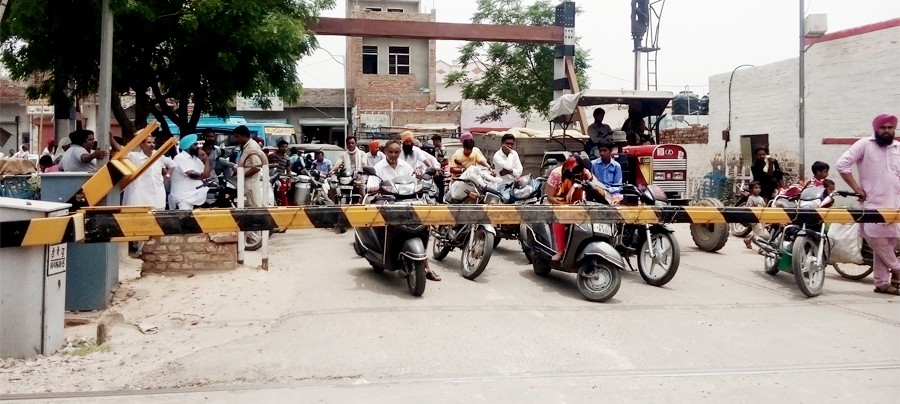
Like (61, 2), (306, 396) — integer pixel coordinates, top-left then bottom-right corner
(338, 185), (354, 190)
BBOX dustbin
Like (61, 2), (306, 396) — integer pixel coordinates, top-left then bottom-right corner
(40, 172), (120, 311)
(0, 197), (71, 358)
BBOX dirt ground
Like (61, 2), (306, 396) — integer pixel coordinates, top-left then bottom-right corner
(1, 242), (301, 395)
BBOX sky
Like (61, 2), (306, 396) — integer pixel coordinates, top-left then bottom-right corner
(299, 0), (900, 96)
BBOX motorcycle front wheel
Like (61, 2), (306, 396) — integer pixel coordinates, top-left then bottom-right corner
(404, 257), (426, 297)
(792, 235), (826, 297)
(460, 228), (494, 280)
(245, 231), (264, 251)
(637, 231), (680, 287)
(577, 256), (621, 302)
(431, 226), (453, 261)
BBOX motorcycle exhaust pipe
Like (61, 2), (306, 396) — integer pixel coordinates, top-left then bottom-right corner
(751, 237), (777, 255)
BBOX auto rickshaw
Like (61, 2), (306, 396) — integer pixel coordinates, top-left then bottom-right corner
(548, 89), (729, 252)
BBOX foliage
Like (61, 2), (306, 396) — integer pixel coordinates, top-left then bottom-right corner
(443, 0), (590, 123)
(0, 0), (334, 136)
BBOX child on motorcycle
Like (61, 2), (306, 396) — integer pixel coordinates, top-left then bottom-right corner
(547, 155), (596, 261)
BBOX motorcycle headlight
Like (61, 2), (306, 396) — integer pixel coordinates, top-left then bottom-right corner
(591, 223), (614, 236)
(394, 182), (416, 196)
(339, 176), (353, 185)
(484, 193), (501, 204)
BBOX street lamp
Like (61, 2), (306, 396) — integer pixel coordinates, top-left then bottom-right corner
(320, 48), (348, 145)
(798, 0), (827, 181)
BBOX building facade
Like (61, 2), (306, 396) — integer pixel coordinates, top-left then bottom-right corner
(345, 0), (459, 136)
(685, 18), (900, 200)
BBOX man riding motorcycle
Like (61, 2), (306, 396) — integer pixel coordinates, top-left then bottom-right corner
(367, 140), (442, 282)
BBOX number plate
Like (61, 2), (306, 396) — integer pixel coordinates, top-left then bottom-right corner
(337, 185), (355, 190)
(592, 223), (614, 236)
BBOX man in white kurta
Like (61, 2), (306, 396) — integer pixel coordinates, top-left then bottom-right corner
(111, 134), (172, 209)
(170, 134), (211, 210)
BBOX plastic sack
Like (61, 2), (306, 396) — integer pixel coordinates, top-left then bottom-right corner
(827, 223), (864, 264)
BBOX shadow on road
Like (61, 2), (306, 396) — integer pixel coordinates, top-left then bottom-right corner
(515, 268), (622, 304)
(346, 266), (423, 300)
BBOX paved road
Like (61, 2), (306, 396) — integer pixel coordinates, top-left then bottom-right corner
(7, 225), (899, 403)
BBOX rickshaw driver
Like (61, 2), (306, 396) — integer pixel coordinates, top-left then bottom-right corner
(622, 104), (651, 146)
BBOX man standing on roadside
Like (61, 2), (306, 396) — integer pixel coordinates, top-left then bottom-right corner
(234, 125), (268, 208)
(836, 113), (900, 295)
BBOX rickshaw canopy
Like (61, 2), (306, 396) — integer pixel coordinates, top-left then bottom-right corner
(549, 89), (675, 122)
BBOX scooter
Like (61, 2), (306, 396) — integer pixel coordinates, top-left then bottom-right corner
(431, 166), (499, 280)
(523, 181), (625, 302)
(752, 188), (859, 297)
(354, 166), (436, 297)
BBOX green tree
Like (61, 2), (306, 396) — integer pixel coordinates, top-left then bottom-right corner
(444, 0), (589, 123)
(0, 0), (334, 136)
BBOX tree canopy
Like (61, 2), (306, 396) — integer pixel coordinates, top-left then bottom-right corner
(443, 0), (590, 123)
(0, 0), (334, 136)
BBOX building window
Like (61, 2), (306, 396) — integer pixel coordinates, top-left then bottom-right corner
(365, 7), (381, 12)
(388, 46), (410, 75)
(362, 45), (378, 74)
(387, 8), (403, 12)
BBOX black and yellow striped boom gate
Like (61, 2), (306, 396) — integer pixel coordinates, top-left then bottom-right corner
(75, 205), (900, 243)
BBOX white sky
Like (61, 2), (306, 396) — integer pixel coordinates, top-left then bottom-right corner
(299, 0), (900, 95)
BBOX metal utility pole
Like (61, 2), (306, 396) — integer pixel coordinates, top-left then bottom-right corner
(96, 0), (113, 164)
(798, 0), (806, 181)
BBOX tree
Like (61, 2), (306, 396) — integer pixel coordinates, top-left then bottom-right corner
(443, 0), (590, 123)
(0, 0), (334, 137)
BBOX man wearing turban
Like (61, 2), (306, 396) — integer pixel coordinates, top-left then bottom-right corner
(836, 113), (900, 295)
(170, 133), (212, 210)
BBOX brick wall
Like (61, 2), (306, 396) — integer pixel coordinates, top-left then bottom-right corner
(659, 125), (709, 145)
(693, 20), (900, 199)
(140, 234), (237, 275)
(346, 9), (437, 113)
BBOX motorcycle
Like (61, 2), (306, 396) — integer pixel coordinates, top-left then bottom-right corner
(523, 180), (624, 302)
(354, 166), (436, 297)
(752, 187), (859, 297)
(490, 174), (545, 261)
(730, 182), (753, 237)
(612, 184), (681, 287)
(334, 169), (364, 233)
(431, 166), (499, 280)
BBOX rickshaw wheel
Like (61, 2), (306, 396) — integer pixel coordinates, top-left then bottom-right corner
(690, 198), (729, 252)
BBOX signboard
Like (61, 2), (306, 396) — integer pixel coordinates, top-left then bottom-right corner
(46, 243), (67, 276)
(27, 106), (54, 115)
(236, 96), (284, 112)
(359, 114), (391, 129)
(264, 127), (295, 135)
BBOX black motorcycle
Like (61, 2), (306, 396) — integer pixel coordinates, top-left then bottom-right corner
(354, 166), (436, 297)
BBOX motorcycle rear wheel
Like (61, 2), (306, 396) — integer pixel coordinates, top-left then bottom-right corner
(461, 228), (494, 280)
(729, 202), (753, 237)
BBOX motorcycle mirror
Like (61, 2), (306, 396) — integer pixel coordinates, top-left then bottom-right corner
(362, 166), (377, 176)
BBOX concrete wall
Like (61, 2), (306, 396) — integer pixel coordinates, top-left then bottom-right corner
(694, 19), (900, 199)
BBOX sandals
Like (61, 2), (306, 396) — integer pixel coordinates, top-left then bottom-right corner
(743, 238), (752, 249)
(426, 271), (442, 282)
(874, 284), (900, 296)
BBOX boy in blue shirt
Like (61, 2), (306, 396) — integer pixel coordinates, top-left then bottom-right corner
(590, 139), (622, 202)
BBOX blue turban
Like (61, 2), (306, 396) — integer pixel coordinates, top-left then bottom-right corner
(179, 134), (198, 151)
